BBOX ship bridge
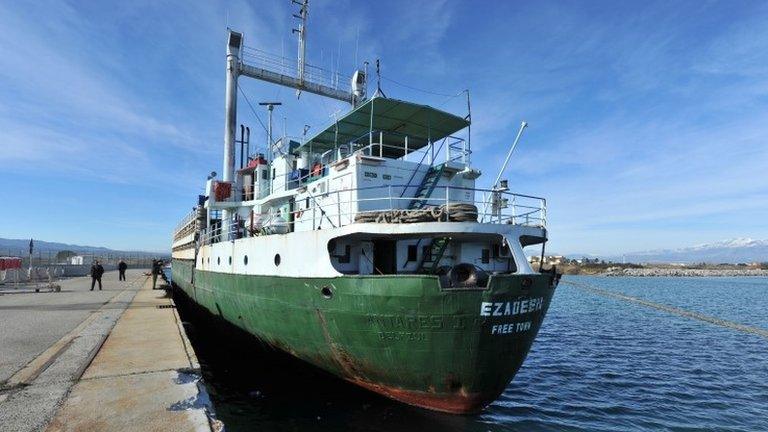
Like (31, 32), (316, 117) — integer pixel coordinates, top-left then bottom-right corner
(299, 96), (470, 160)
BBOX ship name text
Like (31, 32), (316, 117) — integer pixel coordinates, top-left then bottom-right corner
(479, 297), (544, 317)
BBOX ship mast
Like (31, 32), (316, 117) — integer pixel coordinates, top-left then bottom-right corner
(294, 0), (308, 94)
(222, 1), (363, 182)
(234, 0), (356, 105)
(220, 0), (365, 237)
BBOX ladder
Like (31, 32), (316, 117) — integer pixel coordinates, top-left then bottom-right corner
(417, 237), (450, 274)
(408, 164), (446, 210)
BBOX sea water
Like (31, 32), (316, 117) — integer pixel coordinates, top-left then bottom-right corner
(177, 276), (768, 431)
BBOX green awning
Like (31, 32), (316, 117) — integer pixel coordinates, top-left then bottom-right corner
(298, 97), (469, 156)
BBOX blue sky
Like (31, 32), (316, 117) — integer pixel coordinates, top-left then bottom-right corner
(1, 0), (767, 255)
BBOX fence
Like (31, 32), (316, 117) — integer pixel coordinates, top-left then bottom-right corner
(0, 250), (158, 269)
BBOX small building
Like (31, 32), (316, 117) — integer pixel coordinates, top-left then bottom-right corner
(528, 255), (565, 266)
(69, 255), (84, 265)
(546, 255), (565, 265)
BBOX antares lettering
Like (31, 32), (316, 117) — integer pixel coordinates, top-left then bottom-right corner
(479, 297), (545, 317)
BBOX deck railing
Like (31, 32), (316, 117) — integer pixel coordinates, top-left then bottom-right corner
(295, 184), (546, 229)
(199, 185), (545, 245)
(173, 209), (199, 237)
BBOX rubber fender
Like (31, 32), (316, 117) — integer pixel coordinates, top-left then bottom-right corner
(449, 263), (478, 288)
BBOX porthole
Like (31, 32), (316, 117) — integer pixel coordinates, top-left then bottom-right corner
(217, 257), (220, 265)
(274, 254), (281, 266)
(228, 256), (232, 265)
(244, 255), (248, 265)
(321, 286), (333, 299)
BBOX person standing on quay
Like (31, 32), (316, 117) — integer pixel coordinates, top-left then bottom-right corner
(90, 260), (104, 291)
(151, 259), (162, 289)
(118, 259), (127, 281)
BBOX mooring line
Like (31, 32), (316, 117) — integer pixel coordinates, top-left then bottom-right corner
(562, 280), (768, 340)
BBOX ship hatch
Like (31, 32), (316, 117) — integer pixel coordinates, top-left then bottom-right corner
(372, 239), (397, 274)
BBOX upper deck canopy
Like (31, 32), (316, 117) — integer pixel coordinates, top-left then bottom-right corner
(298, 96), (470, 155)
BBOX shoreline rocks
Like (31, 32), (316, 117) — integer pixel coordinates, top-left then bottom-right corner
(602, 268), (768, 277)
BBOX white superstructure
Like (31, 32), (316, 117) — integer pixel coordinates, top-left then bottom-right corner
(172, 24), (548, 289)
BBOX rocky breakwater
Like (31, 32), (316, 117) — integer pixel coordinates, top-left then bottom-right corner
(603, 267), (768, 277)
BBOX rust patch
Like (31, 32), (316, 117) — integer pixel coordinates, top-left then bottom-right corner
(312, 309), (489, 413)
(444, 373), (462, 393)
(348, 378), (494, 414)
(314, 309), (367, 379)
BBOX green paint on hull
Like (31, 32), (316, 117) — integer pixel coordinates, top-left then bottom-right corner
(172, 258), (556, 413)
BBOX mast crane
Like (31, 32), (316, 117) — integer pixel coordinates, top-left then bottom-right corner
(219, 0), (367, 237)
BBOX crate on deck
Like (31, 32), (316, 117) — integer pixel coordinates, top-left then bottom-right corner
(213, 181), (233, 202)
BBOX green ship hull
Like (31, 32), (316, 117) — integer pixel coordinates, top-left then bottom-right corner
(172, 258), (557, 414)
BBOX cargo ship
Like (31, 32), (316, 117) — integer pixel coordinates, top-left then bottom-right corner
(172, 2), (558, 414)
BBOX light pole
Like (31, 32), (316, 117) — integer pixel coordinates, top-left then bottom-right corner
(259, 102), (282, 193)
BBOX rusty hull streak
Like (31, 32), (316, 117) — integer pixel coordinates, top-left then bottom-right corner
(314, 308), (493, 414)
(349, 378), (493, 414)
(314, 309), (369, 379)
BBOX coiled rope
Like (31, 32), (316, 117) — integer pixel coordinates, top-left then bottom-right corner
(354, 203), (478, 224)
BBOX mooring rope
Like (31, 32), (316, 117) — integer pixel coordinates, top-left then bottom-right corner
(562, 280), (768, 340)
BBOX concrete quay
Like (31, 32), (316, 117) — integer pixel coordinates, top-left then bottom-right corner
(0, 270), (217, 432)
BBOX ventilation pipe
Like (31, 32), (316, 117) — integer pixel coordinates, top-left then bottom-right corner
(222, 30), (242, 238)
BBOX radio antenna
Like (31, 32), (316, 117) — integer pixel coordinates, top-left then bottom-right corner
(374, 59), (386, 98)
(292, 0), (309, 97)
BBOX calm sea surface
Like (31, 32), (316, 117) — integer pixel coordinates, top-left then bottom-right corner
(175, 276), (768, 432)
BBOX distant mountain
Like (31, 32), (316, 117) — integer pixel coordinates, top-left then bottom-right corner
(0, 237), (165, 257)
(617, 238), (768, 264)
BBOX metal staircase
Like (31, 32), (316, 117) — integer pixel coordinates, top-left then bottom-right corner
(408, 164), (446, 210)
(417, 237), (450, 274)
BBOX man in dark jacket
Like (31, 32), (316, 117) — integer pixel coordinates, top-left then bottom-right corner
(90, 260), (104, 291)
(151, 259), (162, 289)
(118, 259), (127, 281)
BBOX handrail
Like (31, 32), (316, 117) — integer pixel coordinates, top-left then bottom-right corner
(199, 184), (546, 245)
(400, 136), (448, 198)
(173, 209), (199, 235)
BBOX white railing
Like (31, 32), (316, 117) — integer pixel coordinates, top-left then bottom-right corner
(300, 184), (546, 228)
(346, 130), (469, 165)
(199, 216), (243, 246)
(227, 130), (471, 204)
(446, 138), (471, 165)
(201, 185), (546, 245)
(241, 46), (346, 91)
(173, 209), (199, 236)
